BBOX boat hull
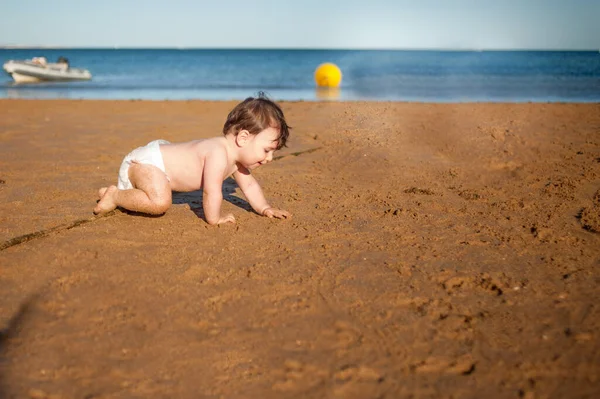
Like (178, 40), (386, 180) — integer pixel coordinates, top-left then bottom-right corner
(9, 72), (43, 83)
(3, 60), (92, 83)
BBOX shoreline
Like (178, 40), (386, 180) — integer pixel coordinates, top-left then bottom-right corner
(2, 98), (600, 103)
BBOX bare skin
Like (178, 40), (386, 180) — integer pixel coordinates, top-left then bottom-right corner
(94, 127), (291, 225)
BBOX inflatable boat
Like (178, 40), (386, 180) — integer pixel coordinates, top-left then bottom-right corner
(3, 57), (92, 83)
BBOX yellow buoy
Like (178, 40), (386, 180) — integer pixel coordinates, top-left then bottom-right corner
(314, 63), (342, 88)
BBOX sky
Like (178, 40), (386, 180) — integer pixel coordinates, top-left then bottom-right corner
(1, 0), (599, 50)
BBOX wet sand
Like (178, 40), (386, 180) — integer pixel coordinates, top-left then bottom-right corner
(1, 100), (599, 398)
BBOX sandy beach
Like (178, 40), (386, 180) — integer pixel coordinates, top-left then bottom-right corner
(1, 99), (599, 398)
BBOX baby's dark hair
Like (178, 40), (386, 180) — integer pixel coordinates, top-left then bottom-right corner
(223, 92), (290, 150)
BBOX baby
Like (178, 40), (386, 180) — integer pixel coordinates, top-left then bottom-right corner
(93, 94), (291, 225)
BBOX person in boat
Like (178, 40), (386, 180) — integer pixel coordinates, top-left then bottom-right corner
(32, 57), (47, 66)
(56, 56), (70, 71)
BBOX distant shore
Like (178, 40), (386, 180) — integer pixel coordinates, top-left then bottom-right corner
(3, 46), (600, 51)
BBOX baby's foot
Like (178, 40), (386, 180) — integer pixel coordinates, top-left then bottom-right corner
(94, 185), (118, 214)
(98, 187), (108, 199)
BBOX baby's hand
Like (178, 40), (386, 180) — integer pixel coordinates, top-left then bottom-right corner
(217, 213), (236, 225)
(262, 207), (291, 219)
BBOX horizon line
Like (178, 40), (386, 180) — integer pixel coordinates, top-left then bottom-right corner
(1, 45), (599, 52)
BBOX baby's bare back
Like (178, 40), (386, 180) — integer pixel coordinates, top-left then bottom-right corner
(159, 137), (232, 192)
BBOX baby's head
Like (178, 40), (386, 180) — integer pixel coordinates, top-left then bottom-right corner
(223, 92), (290, 150)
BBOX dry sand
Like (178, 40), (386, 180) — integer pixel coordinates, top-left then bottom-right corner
(0, 100), (599, 398)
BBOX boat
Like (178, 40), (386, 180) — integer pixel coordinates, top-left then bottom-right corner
(2, 56), (92, 83)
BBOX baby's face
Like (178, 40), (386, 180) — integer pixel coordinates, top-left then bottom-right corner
(241, 127), (280, 170)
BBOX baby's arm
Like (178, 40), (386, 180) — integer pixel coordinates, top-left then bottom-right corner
(203, 148), (235, 225)
(233, 165), (291, 219)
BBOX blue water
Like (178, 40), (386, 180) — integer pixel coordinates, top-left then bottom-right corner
(1, 49), (599, 102)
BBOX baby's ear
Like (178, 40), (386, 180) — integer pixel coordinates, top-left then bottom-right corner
(236, 130), (251, 146)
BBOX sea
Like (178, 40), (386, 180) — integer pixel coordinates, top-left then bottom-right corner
(1, 49), (599, 102)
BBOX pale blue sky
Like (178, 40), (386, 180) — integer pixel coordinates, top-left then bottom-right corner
(1, 0), (598, 49)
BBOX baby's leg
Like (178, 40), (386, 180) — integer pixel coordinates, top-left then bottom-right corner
(94, 163), (172, 215)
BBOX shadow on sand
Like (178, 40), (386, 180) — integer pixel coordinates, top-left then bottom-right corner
(0, 294), (39, 398)
(172, 177), (253, 219)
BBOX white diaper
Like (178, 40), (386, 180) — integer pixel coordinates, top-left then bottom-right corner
(117, 139), (170, 190)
